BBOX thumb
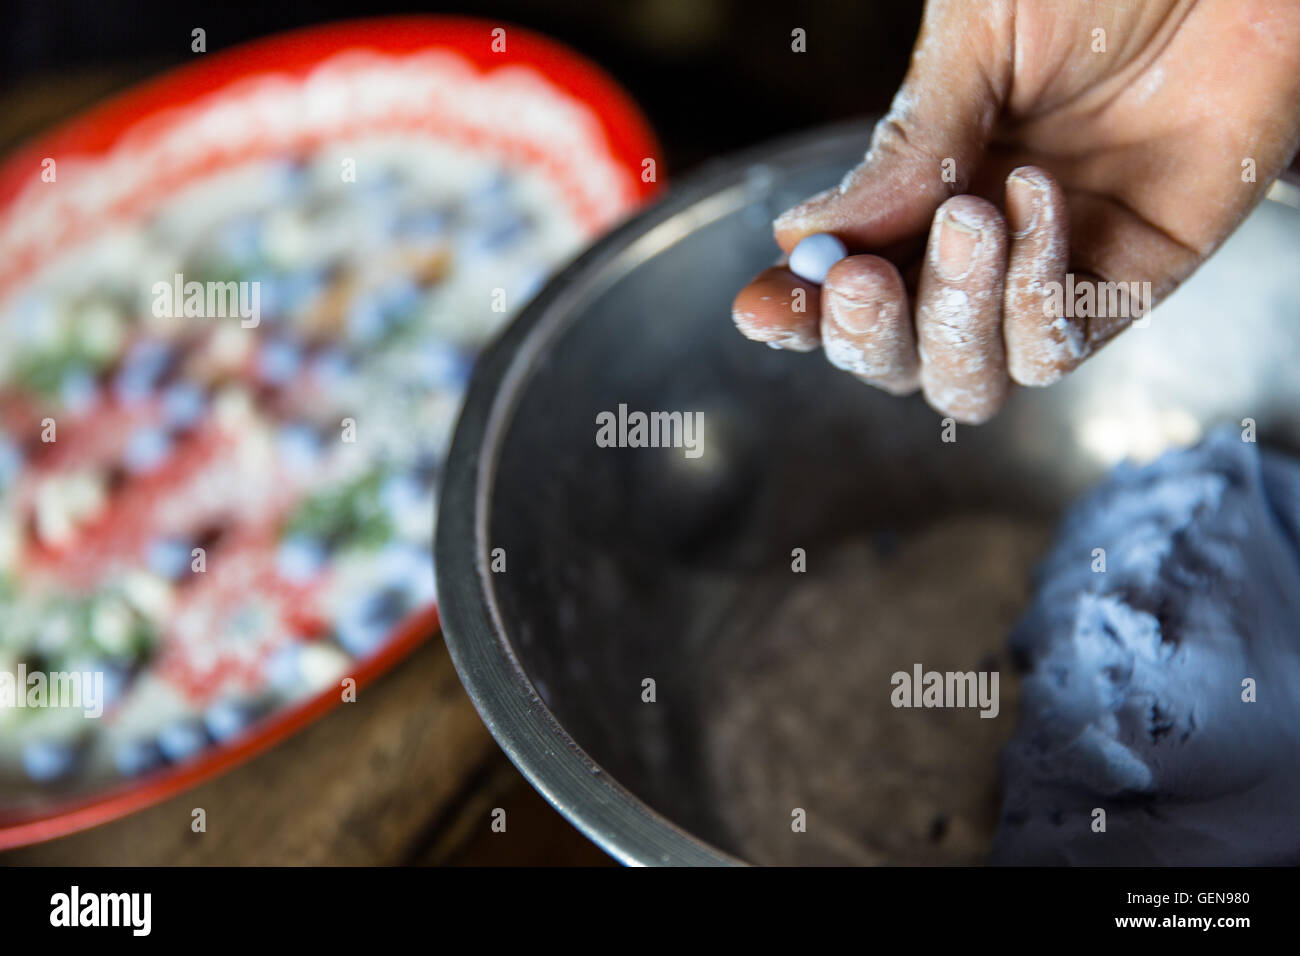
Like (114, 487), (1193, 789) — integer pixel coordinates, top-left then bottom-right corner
(774, 1), (1012, 254)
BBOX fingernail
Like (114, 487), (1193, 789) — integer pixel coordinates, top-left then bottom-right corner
(826, 289), (882, 335)
(934, 207), (983, 282)
(1006, 174), (1043, 238)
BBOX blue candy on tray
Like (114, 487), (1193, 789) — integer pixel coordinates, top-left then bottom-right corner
(160, 381), (207, 429)
(0, 435), (22, 487)
(113, 340), (173, 406)
(276, 536), (326, 583)
(114, 738), (165, 778)
(22, 740), (80, 782)
(146, 538), (193, 580)
(256, 339), (303, 385)
(335, 586), (411, 657)
(123, 426), (173, 474)
(59, 368), (98, 415)
(203, 698), (260, 743)
(276, 423), (324, 475)
(156, 720), (209, 763)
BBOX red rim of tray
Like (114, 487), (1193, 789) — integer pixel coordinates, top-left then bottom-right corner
(0, 15), (662, 851)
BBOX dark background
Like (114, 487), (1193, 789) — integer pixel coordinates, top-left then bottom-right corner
(1, 0), (924, 171)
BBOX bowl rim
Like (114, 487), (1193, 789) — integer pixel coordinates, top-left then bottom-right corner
(0, 14), (661, 851)
(437, 120), (885, 867)
(436, 118), (1300, 867)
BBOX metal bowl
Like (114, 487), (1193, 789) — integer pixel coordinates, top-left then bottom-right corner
(436, 120), (1300, 866)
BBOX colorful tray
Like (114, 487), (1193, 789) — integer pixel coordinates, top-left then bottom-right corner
(0, 16), (660, 848)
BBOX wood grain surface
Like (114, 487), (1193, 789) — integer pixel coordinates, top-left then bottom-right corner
(0, 637), (613, 866)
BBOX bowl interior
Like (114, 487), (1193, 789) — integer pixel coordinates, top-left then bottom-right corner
(458, 123), (1300, 864)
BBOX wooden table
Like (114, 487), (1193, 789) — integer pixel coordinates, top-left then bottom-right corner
(1, 635), (612, 866)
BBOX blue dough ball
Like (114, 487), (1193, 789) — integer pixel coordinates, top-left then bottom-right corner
(788, 232), (847, 285)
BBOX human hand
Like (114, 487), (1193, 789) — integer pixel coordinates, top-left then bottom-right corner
(732, 0), (1300, 423)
